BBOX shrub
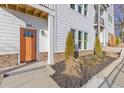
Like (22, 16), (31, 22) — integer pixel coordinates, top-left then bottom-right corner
(116, 36), (121, 46)
(94, 36), (102, 56)
(109, 35), (116, 47)
(65, 32), (75, 60)
(64, 32), (81, 77)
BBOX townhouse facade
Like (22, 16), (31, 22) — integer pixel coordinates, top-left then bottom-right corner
(0, 4), (114, 68)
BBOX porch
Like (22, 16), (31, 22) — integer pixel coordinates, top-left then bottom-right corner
(0, 4), (55, 67)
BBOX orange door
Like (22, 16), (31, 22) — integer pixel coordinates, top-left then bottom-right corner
(20, 28), (36, 63)
(25, 37), (32, 61)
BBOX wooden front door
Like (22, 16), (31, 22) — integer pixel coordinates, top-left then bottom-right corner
(20, 28), (36, 63)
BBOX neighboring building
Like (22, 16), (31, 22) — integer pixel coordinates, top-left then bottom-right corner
(94, 4), (115, 46)
(0, 4), (114, 68)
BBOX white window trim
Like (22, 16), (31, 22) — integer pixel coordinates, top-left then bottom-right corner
(69, 27), (88, 51)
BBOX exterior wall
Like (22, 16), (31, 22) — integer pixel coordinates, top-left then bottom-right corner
(55, 4), (96, 53)
(39, 30), (48, 52)
(0, 7), (48, 67)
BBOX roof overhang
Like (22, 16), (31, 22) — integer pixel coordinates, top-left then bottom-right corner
(0, 4), (54, 19)
(28, 4), (55, 16)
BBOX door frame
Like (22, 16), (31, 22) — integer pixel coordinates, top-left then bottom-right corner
(20, 27), (37, 63)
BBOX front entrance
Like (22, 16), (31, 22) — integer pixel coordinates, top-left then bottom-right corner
(20, 27), (36, 63)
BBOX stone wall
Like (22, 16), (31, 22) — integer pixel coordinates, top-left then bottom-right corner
(38, 52), (48, 62)
(79, 50), (94, 57)
(54, 50), (94, 63)
(54, 52), (65, 63)
(0, 51), (94, 68)
(0, 54), (18, 68)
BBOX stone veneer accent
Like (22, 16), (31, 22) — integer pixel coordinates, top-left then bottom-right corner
(54, 52), (65, 63)
(38, 52), (48, 62)
(54, 50), (94, 63)
(79, 50), (94, 57)
(38, 50), (94, 63)
(0, 54), (18, 68)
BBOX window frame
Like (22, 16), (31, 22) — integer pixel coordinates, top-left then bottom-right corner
(69, 4), (89, 18)
(69, 27), (89, 51)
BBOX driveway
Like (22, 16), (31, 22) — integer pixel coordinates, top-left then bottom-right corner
(0, 62), (59, 88)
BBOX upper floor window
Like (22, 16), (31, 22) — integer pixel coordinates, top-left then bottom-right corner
(78, 4), (82, 13)
(70, 4), (88, 16)
(84, 4), (88, 16)
(70, 4), (75, 10)
(108, 13), (112, 24)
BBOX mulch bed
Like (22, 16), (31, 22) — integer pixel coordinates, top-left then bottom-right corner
(50, 55), (116, 88)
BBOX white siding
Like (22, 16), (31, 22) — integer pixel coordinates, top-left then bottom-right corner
(39, 30), (48, 52)
(104, 5), (114, 35)
(0, 8), (48, 55)
(104, 5), (114, 45)
(55, 4), (96, 53)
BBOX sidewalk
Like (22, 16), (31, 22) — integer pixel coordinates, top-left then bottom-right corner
(0, 62), (59, 88)
(82, 48), (124, 88)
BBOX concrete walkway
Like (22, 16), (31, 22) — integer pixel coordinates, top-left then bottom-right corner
(0, 62), (59, 88)
(82, 47), (124, 88)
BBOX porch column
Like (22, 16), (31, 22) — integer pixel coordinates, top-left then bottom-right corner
(47, 14), (54, 65)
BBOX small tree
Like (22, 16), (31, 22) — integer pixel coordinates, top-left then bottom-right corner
(116, 36), (121, 46)
(64, 32), (81, 77)
(109, 35), (116, 47)
(65, 32), (74, 60)
(94, 36), (102, 56)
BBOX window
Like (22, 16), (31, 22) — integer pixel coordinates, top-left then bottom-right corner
(70, 4), (75, 10)
(24, 31), (33, 37)
(108, 13), (112, 24)
(70, 28), (76, 49)
(84, 32), (88, 49)
(78, 4), (82, 13)
(84, 4), (88, 16)
(70, 28), (76, 39)
(78, 31), (83, 50)
(70, 28), (88, 50)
